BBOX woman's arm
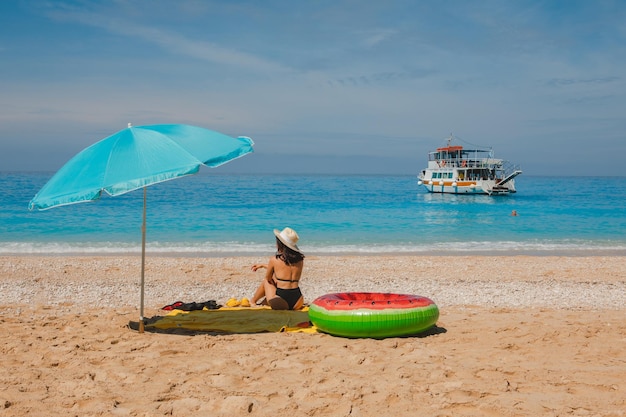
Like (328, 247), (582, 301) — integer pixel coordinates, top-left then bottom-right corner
(263, 258), (276, 283)
(252, 258), (276, 284)
(250, 263), (267, 271)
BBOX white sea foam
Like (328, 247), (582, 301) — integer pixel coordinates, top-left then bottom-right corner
(2, 240), (625, 256)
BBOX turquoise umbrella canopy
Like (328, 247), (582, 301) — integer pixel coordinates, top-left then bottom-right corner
(29, 123), (254, 332)
(29, 123), (254, 210)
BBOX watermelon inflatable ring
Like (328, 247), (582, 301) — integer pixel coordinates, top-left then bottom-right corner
(308, 292), (439, 338)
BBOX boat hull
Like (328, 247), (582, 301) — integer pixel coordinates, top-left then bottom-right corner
(417, 179), (517, 195)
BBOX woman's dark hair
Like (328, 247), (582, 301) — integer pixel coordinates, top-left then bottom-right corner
(275, 238), (305, 265)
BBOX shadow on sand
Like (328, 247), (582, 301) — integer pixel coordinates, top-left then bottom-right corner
(128, 317), (448, 339)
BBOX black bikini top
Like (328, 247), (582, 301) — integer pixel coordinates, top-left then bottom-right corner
(274, 276), (300, 283)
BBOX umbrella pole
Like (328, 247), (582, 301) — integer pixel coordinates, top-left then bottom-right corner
(139, 186), (147, 333)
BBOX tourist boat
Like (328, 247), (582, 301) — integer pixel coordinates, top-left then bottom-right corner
(418, 135), (522, 195)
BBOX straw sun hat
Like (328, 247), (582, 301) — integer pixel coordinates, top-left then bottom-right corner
(274, 227), (302, 253)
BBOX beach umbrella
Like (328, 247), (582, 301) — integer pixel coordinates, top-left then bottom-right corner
(29, 123), (254, 332)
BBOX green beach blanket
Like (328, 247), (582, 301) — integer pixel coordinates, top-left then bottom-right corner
(145, 306), (315, 334)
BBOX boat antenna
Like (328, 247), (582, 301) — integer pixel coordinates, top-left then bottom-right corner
(440, 133), (455, 147)
(454, 135), (491, 150)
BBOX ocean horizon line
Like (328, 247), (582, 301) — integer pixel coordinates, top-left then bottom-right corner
(3, 170), (626, 178)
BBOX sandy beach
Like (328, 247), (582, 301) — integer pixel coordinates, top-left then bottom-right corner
(1, 255), (625, 416)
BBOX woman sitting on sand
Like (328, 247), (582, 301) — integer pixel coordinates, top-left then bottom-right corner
(250, 227), (305, 310)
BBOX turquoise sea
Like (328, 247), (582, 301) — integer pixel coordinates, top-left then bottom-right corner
(1, 172), (625, 256)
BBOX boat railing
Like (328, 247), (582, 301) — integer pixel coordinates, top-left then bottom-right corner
(430, 156), (503, 169)
(428, 150), (520, 173)
(502, 161), (522, 177)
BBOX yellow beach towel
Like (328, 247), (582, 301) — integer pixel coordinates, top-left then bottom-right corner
(146, 306), (317, 334)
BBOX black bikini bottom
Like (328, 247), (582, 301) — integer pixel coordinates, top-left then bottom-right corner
(275, 287), (303, 310)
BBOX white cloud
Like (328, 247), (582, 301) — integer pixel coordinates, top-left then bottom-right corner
(46, 6), (292, 74)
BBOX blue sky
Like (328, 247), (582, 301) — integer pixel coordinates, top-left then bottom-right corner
(1, 0), (624, 175)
